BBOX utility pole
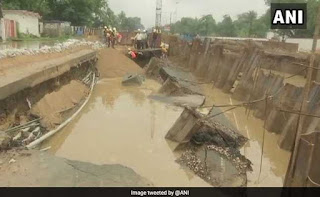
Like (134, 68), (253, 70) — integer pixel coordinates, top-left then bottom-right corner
(284, 5), (320, 187)
(155, 0), (162, 27)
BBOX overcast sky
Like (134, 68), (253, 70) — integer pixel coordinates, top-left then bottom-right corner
(108, 0), (269, 28)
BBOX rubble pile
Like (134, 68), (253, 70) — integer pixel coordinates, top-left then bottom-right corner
(177, 149), (218, 186)
(0, 119), (45, 150)
(0, 39), (105, 59)
(206, 145), (252, 175)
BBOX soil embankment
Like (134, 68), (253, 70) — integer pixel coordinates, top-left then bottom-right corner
(96, 48), (143, 78)
(31, 80), (89, 129)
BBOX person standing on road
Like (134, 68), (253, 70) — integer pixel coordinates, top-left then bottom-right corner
(117, 32), (123, 44)
(106, 27), (112, 48)
(134, 29), (143, 50)
(110, 27), (117, 48)
(151, 28), (161, 48)
(141, 30), (148, 49)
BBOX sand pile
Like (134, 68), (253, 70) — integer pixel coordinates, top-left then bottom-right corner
(96, 48), (143, 78)
(31, 80), (89, 129)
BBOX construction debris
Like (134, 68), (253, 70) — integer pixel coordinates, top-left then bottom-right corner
(0, 39), (105, 59)
(166, 107), (248, 148)
(122, 73), (145, 86)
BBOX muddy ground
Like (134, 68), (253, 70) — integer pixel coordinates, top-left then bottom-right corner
(0, 148), (152, 187)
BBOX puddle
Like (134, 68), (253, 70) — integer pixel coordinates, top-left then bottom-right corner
(201, 84), (291, 187)
(41, 78), (210, 187)
(0, 40), (57, 50)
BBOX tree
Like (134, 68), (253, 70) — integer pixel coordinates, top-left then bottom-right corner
(3, 0), (50, 16)
(217, 15), (236, 37)
(198, 15), (216, 36)
(0, 0), (3, 18)
(235, 11), (257, 37)
(117, 11), (127, 30)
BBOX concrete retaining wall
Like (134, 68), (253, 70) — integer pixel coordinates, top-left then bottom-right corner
(167, 35), (319, 152)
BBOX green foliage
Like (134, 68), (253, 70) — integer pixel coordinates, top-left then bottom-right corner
(171, 12), (267, 38)
(1, 0), (144, 29)
(216, 15), (237, 37)
(171, 15), (216, 36)
(198, 15), (217, 36)
(170, 0), (319, 38)
(117, 11), (144, 31)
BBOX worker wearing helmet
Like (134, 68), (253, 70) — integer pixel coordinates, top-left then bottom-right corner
(103, 26), (108, 44)
(134, 29), (143, 49)
(141, 30), (148, 49)
(110, 27), (118, 48)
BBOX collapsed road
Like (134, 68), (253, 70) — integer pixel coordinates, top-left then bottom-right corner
(0, 36), (319, 187)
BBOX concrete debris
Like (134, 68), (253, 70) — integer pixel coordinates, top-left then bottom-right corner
(13, 132), (22, 141)
(176, 146), (248, 187)
(206, 145), (252, 174)
(9, 158), (16, 164)
(166, 107), (248, 148)
(149, 94), (206, 108)
(177, 149), (214, 185)
(122, 73), (145, 86)
(0, 150), (153, 187)
(0, 39), (105, 59)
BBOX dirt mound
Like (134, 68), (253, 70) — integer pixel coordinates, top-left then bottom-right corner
(31, 80), (89, 129)
(96, 48), (142, 78)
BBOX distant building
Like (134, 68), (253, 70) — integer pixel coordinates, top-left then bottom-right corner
(3, 10), (41, 37)
(0, 18), (18, 41)
(42, 20), (72, 37)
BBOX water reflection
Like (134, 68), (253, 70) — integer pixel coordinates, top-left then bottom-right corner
(0, 40), (56, 50)
(41, 78), (210, 187)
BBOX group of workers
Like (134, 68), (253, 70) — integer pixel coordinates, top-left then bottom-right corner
(103, 26), (122, 48)
(132, 28), (162, 50)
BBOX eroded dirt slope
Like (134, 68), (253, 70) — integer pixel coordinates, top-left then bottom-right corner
(96, 48), (143, 78)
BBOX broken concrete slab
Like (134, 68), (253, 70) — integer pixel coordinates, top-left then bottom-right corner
(149, 94), (206, 108)
(0, 49), (97, 101)
(176, 145), (251, 187)
(145, 57), (168, 78)
(166, 107), (202, 143)
(166, 107), (248, 148)
(159, 67), (203, 95)
(0, 150), (152, 187)
(158, 78), (203, 96)
(122, 73), (145, 86)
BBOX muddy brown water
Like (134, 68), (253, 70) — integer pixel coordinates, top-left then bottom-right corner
(200, 84), (291, 187)
(40, 77), (291, 187)
(41, 78), (210, 187)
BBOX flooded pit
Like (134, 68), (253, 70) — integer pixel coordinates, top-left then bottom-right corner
(41, 78), (210, 187)
(200, 84), (291, 187)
